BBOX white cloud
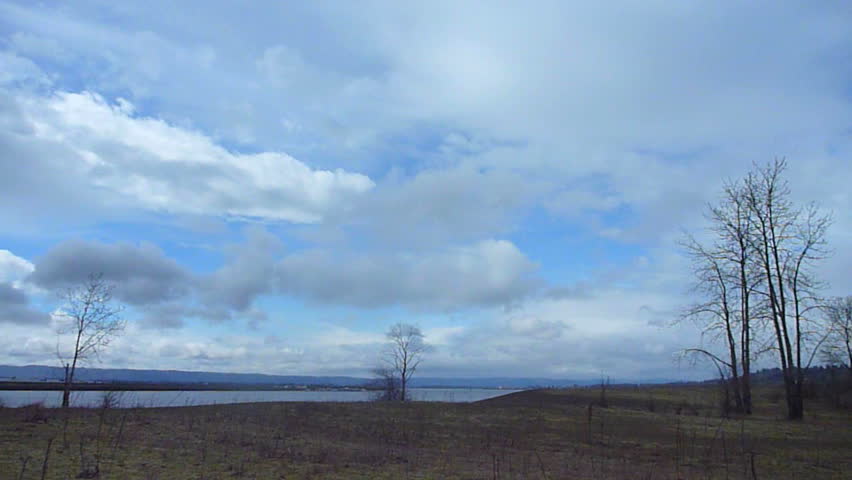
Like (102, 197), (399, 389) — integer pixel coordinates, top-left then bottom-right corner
(420, 288), (700, 380)
(200, 230), (541, 311)
(0, 249), (50, 325)
(10, 90), (374, 223)
(28, 239), (191, 305)
(0, 249), (34, 285)
(275, 239), (539, 310)
(339, 164), (544, 246)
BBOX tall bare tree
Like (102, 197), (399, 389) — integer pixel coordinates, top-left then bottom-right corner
(681, 233), (745, 413)
(681, 159), (831, 419)
(380, 323), (428, 402)
(56, 274), (125, 408)
(681, 180), (761, 414)
(709, 181), (763, 414)
(744, 159), (830, 419)
(822, 296), (852, 370)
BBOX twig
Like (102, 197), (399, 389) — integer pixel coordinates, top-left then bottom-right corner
(40, 437), (54, 480)
(17, 455), (31, 480)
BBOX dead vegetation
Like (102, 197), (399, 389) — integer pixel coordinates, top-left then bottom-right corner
(1, 383), (850, 479)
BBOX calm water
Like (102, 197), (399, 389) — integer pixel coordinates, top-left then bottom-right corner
(0, 388), (519, 408)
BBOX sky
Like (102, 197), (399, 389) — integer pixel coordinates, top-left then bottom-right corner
(0, 1), (850, 382)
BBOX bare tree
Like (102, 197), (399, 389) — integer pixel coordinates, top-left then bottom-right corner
(680, 233), (745, 413)
(744, 159), (831, 419)
(681, 159), (831, 420)
(680, 180), (761, 414)
(56, 274), (125, 408)
(822, 296), (852, 370)
(379, 323), (428, 402)
(710, 181), (762, 414)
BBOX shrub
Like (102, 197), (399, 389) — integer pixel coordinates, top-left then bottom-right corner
(21, 402), (49, 423)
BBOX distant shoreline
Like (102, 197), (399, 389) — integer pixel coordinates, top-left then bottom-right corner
(0, 381), (371, 392)
(0, 381), (515, 392)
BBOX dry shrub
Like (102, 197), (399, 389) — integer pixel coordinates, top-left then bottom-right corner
(21, 402), (49, 423)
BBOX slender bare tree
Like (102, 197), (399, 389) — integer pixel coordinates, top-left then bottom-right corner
(822, 296), (852, 370)
(744, 159), (831, 419)
(710, 181), (762, 414)
(380, 323), (428, 402)
(680, 233), (745, 413)
(56, 274), (125, 408)
(681, 159), (831, 419)
(680, 179), (762, 414)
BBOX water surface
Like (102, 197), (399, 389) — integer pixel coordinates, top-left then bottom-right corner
(0, 388), (519, 408)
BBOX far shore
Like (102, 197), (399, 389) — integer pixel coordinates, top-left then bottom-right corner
(0, 381), (370, 392)
(0, 381), (513, 392)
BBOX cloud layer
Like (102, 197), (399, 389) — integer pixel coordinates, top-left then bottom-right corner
(0, 1), (850, 379)
(21, 235), (540, 317)
(275, 240), (538, 310)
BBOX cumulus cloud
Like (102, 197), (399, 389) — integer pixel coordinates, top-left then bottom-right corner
(2, 90), (374, 225)
(0, 282), (50, 325)
(0, 251), (49, 325)
(420, 290), (700, 380)
(0, 249), (34, 284)
(202, 227), (283, 311)
(340, 165), (544, 246)
(27, 239), (191, 305)
(196, 227), (541, 311)
(0, 282), (27, 305)
(23, 234), (539, 318)
(23, 240), (238, 327)
(275, 239), (539, 310)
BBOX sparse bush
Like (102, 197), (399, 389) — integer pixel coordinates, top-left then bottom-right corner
(371, 367), (402, 402)
(674, 400), (699, 416)
(597, 377), (609, 408)
(77, 434), (99, 479)
(765, 389), (784, 405)
(21, 402), (49, 423)
(100, 390), (122, 409)
(646, 393), (656, 413)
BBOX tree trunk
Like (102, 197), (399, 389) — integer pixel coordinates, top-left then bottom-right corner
(845, 324), (852, 372)
(400, 359), (407, 402)
(62, 363), (71, 408)
(739, 253), (752, 414)
(725, 322), (744, 413)
(789, 378), (804, 420)
(741, 308), (752, 414)
(741, 368), (752, 414)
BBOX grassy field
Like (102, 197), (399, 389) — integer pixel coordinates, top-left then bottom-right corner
(1, 383), (850, 479)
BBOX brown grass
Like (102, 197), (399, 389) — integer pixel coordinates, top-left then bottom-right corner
(1, 383), (850, 479)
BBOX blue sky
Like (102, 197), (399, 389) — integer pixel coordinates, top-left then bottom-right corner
(1, 1), (851, 381)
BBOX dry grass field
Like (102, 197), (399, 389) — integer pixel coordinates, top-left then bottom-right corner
(1, 383), (850, 479)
